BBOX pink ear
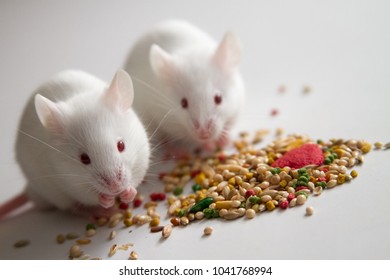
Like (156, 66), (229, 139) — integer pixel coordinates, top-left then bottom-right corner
(149, 44), (176, 85)
(35, 94), (63, 133)
(105, 69), (134, 112)
(212, 31), (241, 75)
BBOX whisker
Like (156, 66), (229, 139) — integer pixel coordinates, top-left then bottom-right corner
(18, 130), (80, 164)
(150, 133), (185, 155)
(65, 130), (86, 151)
(132, 76), (164, 97)
(147, 108), (173, 142)
(72, 182), (96, 187)
(29, 174), (91, 181)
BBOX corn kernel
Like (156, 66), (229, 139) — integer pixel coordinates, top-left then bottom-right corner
(279, 180), (287, 187)
(266, 201), (275, 211)
(286, 139), (304, 150)
(149, 217), (160, 227)
(123, 219), (133, 227)
(350, 170), (358, 178)
(234, 141), (244, 150)
(124, 211), (132, 219)
(228, 177), (236, 185)
(187, 194), (196, 199)
(168, 196), (176, 205)
(361, 144), (372, 154)
(194, 173), (206, 185)
(334, 149), (344, 158)
(337, 174), (346, 184)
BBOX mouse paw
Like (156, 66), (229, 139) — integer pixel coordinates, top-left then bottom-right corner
(98, 194), (115, 209)
(119, 187), (137, 203)
(217, 132), (230, 148)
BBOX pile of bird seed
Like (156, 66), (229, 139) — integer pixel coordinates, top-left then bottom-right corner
(159, 131), (375, 225)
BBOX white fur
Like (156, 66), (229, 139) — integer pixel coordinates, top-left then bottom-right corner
(15, 70), (150, 210)
(124, 20), (245, 150)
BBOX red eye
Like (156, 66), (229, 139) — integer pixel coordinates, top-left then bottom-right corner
(181, 98), (188, 109)
(214, 95), (222, 105)
(117, 140), (125, 152)
(80, 153), (91, 165)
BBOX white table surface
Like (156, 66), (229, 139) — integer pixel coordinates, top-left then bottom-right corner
(0, 0), (389, 260)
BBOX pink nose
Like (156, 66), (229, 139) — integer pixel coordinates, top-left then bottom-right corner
(101, 170), (122, 193)
(197, 128), (211, 140)
(194, 119), (215, 140)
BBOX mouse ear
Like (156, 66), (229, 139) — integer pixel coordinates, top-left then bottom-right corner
(212, 31), (241, 75)
(105, 69), (134, 112)
(35, 94), (64, 133)
(150, 44), (176, 85)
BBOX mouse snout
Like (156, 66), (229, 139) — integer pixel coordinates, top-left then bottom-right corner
(195, 119), (215, 141)
(99, 169), (124, 194)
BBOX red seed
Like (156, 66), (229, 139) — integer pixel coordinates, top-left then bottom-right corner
(295, 186), (309, 192)
(287, 193), (295, 202)
(271, 144), (324, 169)
(317, 177), (326, 182)
(245, 189), (256, 198)
(158, 172), (167, 180)
(191, 169), (201, 178)
(218, 153), (227, 162)
(271, 108), (279, 116)
(133, 198), (142, 208)
(279, 200), (289, 209)
(119, 203), (129, 210)
(150, 193), (166, 201)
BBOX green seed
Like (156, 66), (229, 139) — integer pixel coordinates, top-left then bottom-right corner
(177, 209), (185, 217)
(270, 168), (281, 175)
(296, 180), (308, 186)
(316, 181), (327, 188)
(299, 175), (310, 181)
(295, 190), (309, 198)
(298, 168), (307, 175)
(189, 197), (214, 213)
(203, 208), (219, 219)
(86, 223), (96, 230)
(173, 187), (183, 196)
(192, 184), (202, 192)
(249, 196), (261, 204)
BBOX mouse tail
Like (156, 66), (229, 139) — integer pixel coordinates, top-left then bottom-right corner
(0, 192), (29, 219)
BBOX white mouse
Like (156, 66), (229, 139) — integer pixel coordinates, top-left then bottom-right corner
(124, 20), (245, 155)
(0, 69), (150, 218)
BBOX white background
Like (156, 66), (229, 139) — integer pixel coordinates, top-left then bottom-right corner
(0, 0), (389, 260)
